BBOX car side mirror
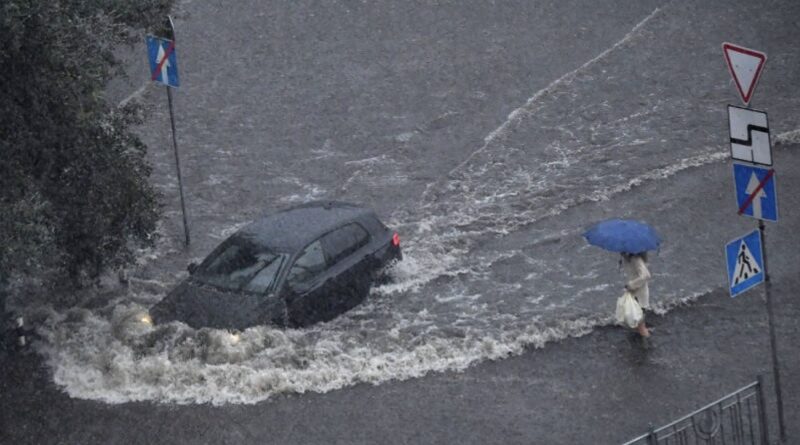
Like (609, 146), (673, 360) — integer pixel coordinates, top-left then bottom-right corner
(284, 278), (309, 299)
(187, 262), (198, 274)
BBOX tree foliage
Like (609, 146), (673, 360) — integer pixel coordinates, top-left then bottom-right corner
(0, 0), (173, 286)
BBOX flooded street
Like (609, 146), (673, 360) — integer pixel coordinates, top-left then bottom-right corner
(8, 0), (800, 436)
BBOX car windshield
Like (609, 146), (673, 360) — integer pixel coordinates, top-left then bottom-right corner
(194, 237), (286, 293)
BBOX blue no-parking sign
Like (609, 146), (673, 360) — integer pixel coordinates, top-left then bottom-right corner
(725, 229), (764, 297)
(146, 36), (180, 87)
(733, 163), (777, 222)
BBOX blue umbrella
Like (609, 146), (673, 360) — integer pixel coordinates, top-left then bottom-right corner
(583, 219), (661, 254)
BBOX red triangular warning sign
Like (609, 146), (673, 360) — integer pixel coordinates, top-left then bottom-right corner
(722, 43), (767, 105)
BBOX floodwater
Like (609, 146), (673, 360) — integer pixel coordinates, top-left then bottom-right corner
(18, 0), (800, 405)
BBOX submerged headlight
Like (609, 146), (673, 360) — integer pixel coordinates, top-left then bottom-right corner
(138, 313), (153, 326)
(229, 331), (241, 344)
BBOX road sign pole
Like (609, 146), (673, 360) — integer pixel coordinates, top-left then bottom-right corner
(162, 15), (190, 246)
(759, 220), (785, 442)
(166, 86), (190, 246)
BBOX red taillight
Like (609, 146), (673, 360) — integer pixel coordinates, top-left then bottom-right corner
(392, 232), (400, 247)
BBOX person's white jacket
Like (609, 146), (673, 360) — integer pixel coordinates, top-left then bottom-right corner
(622, 255), (651, 309)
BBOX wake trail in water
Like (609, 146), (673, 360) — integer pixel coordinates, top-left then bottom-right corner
(444, 6), (665, 180)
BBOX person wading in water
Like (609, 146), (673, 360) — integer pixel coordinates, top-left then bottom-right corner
(621, 252), (651, 339)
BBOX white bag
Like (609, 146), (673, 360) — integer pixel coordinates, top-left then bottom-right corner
(615, 291), (643, 328)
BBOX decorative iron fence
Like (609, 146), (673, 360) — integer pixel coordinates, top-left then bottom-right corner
(622, 377), (769, 445)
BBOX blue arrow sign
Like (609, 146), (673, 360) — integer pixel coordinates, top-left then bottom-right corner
(725, 230), (764, 297)
(146, 36), (180, 87)
(733, 163), (777, 222)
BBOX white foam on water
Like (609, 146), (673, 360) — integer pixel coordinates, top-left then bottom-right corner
(210, 221), (250, 240)
(277, 176), (328, 204)
(33, 245), (719, 407)
(403, 149), (728, 291)
(40, 280), (716, 406)
(118, 82), (150, 109)
(775, 129), (800, 145)
(203, 174), (231, 186)
(301, 139), (343, 163)
(33, 296), (611, 405)
(374, 248), (470, 295)
(395, 131), (417, 142)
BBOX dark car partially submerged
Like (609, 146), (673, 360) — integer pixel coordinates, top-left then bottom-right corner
(150, 202), (401, 329)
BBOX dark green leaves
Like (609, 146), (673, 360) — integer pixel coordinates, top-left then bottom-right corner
(0, 0), (173, 286)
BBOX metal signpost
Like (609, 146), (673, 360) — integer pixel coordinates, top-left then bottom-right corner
(147, 16), (190, 246)
(722, 42), (785, 442)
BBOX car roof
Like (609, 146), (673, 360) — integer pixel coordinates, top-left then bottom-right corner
(237, 201), (376, 253)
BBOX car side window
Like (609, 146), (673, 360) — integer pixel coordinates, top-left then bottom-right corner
(287, 240), (326, 287)
(321, 223), (370, 265)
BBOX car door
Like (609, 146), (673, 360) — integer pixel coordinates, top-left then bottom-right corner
(320, 223), (373, 313)
(284, 239), (335, 326)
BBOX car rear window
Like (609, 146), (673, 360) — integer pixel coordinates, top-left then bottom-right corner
(362, 213), (388, 233)
(322, 223), (370, 265)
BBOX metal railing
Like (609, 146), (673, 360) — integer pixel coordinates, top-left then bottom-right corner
(622, 377), (769, 445)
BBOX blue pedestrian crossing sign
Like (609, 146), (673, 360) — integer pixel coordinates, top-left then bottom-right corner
(146, 36), (180, 87)
(725, 230), (764, 297)
(733, 163), (777, 222)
